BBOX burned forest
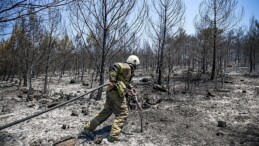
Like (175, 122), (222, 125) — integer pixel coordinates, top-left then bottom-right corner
(0, 0), (259, 146)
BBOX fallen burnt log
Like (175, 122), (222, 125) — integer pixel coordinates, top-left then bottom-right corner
(215, 89), (231, 92)
(224, 80), (234, 84)
(153, 84), (166, 92)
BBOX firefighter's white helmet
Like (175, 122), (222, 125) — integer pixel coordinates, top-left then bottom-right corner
(126, 55), (140, 66)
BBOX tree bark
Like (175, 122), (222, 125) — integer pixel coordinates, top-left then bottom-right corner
(211, 0), (217, 80)
(96, 0), (108, 100)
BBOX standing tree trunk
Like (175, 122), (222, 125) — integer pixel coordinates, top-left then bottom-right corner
(196, 0), (243, 80)
(69, 0), (147, 100)
(81, 60), (85, 82)
(44, 41), (51, 94)
(150, 0), (185, 85)
(211, 0), (217, 80)
(249, 45), (253, 73)
(23, 69), (28, 86)
(43, 9), (60, 94)
(158, 16), (167, 85)
(96, 1), (108, 100)
(27, 65), (33, 101)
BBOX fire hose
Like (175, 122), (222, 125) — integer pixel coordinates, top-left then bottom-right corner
(0, 83), (108, 131)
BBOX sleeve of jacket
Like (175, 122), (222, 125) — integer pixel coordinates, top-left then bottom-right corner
(109, 63), (120, 82)
(127, 69), (135, 89)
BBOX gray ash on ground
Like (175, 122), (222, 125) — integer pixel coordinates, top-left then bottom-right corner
(0, 75), (259, 145)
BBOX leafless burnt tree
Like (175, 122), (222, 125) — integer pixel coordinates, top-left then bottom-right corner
(247, 16), (259, 73)
(0, 0), (74, 35)
(43, 8), (61, 94)
(195, 0), (243, 80)
(148, 0), (185, 85)
(68, 0), (147, 100)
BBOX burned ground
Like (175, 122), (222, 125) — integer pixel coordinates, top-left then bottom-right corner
(0, 74), (259, 146)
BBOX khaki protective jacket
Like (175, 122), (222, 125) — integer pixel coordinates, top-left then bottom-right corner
(108, 62), (134, 97)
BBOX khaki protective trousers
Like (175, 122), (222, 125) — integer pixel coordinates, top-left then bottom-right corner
(84, 90), (129, 138)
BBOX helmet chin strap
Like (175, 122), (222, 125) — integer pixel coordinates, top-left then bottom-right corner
(127, 62), (136, 69)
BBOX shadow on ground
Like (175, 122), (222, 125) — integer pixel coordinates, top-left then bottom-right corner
(78, 125), (112, 142)
(225, 124), (259, 145)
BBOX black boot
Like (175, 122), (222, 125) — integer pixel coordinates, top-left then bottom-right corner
(78, 128), (92, 138)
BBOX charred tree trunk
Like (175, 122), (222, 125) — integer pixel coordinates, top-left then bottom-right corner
(81, 61), (85, 82)
(43, 37), (52, 94)
(23, 70), (28, 87)
(249, 45), (253, 73)
(96, 0), (108, 100)
(211, 0), (217, 80)
(158, 5), (167, 85)
(43, 51), (50, 93)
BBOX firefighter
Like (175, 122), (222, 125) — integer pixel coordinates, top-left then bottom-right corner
(79, 55), (140, 142)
